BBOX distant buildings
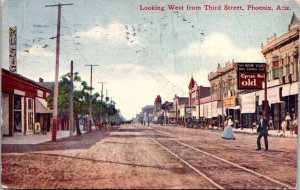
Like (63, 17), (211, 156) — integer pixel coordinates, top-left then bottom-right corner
(138, 14), (298, 130)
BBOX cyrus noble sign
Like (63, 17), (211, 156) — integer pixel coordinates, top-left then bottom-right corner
(237, 63), (266, 90)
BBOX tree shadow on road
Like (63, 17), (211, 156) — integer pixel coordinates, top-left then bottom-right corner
(2, 130), (109, 153)
(26, 152), (173, 172)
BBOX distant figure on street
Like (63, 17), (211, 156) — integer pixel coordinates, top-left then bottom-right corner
(257, 112), (269, 151)
(285, 112), (291, 130)
(147, 119), (150, 126)
(221, 116), (235, 140)
(281, 120), (287, 138)
(269, 116), (274, 130)
(293, 114), (298, 135)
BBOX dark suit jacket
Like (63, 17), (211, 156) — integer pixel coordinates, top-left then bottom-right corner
(257, 118), (269, 134)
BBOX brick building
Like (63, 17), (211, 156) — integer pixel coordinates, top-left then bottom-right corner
(261, 13), (299, 129)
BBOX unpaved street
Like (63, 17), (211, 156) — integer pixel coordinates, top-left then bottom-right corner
(2, 124), (297, 189)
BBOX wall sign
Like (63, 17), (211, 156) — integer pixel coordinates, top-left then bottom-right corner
(14, 89), (25, 96)
(9, 27), (17, 73)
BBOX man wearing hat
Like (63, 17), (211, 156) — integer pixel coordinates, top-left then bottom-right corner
(257, 112), (269, 151)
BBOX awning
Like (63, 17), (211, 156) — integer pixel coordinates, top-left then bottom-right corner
(35, 97), (52, 114)
(203, 103), (208, 118)
(226, 106), (240, 110)
(216, 101), (226, 116)
(268, 87), (280, 105)
(207, 102), (212, 118)
(200, 104), (204, 117)
(211, 101), (218, 117)
(282, 84), (291, 97)
(290, 82), (298, 95)
(192, 109), (198, 117)
(257, 86), (280, 105)
(241, 92), (256, 114)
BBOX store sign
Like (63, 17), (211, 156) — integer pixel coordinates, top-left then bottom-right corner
(14, 89), (25, 96)
(224, 96), (236, 107)
(237, 63), (266, 90)
(9, 27), (17, 73)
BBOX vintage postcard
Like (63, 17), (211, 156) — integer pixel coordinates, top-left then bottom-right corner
(1, 0), (299, 189)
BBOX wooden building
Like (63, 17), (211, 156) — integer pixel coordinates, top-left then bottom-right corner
(2, 69), (52, 136)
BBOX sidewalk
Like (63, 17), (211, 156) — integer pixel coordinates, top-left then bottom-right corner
(154, 124), (297, 138)
(232, 128), (298, 138)
(2, 126), (90, 145)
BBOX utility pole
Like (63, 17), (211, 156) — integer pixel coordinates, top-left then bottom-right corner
(46, 3), (73, 142)
(85, 64), (99, 132)
(264, 69), (268, 120)
(98, 82), (107, 122)
(69, 60), (74, 136)
(106, 89), (108, 123)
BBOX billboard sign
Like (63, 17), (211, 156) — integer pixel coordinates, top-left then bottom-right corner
(237, 63), (266, 90)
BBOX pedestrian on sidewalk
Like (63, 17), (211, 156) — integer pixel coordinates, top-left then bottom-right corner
(292, 114), (298, 136)
(269, 116), (274, 130)
(257, 112), (269, 151)
(221, 116), (235, 140)
(284, 112), (293, 137)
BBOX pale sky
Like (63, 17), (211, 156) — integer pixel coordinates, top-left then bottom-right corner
(2, 0), (300, 119)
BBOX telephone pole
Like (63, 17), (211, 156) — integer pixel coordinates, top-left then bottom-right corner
(98, 82), (107, 122)
(46, 3), (73, 142)
(85, 64), (99, 132)
(69, 60), (74, 136)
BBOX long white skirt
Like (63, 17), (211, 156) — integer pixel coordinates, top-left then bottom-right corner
(222, 125), (235, 140)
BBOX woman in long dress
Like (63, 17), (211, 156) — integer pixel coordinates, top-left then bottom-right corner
(222, 117), (235, 140)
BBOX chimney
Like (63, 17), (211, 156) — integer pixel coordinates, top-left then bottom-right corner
(39, 78), (44, 83)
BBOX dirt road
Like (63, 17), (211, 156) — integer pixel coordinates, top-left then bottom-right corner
(2, 124), (297, 189)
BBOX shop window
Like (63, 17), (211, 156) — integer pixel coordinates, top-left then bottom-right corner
(13, 95), (22, 132)
(273, 68), (279, 79)
(27, 98), (34, 131)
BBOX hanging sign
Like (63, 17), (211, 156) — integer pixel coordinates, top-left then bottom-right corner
(237, 63), (266, 90)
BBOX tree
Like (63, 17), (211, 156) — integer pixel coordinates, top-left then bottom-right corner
(47, 72), (124, 134)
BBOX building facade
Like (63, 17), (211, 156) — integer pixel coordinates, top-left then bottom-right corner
(2, 69), (52, 136)
(261, 13), (299, 129)
(173, 95), (189, 123)
(188, 77), (211, 119)
(208, 62), (240, 127)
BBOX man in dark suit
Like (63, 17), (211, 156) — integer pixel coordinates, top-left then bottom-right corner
(257, 112), (269, 151)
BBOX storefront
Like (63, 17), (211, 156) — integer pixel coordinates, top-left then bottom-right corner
(240, 92), (256, 129)
(224, 96), (240, 128)
(2, 69), (52, 136)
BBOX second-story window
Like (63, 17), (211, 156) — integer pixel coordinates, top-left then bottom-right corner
(272, 61), (279, 80)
